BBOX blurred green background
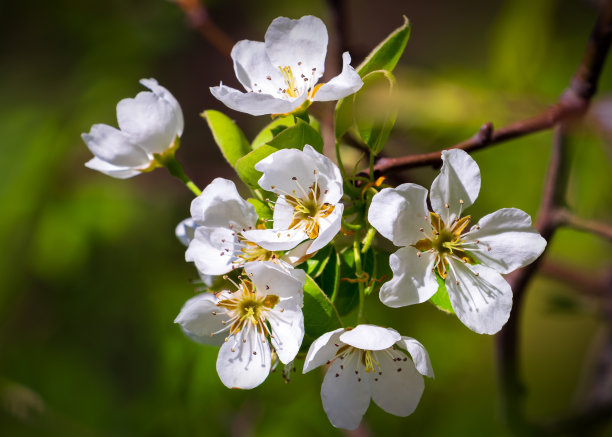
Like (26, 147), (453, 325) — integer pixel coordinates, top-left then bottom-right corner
(1, 0), (611, 435)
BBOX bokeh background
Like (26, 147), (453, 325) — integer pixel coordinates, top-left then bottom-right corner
(1, 0), (612, 435)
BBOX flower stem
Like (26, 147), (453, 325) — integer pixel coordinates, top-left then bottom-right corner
(354, 234), (366, 324)
(361, 226), (376, 254)
(161, 155), (202, 196)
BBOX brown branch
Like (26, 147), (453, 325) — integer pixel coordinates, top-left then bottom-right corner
(495, 1), (612, 432)
(172, 0), (234, 59)
(539, 259), (612, 298)
(557, 208), (612, 242)
(370, 0), (612, 176)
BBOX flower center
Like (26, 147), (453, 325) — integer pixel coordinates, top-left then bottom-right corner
(362, 350), (381, 373)
(414, 212), (476, 278)
(286, 184), (335, 239)
(236, 236), (275, 263)
(216, 280), (279, 336)
(279, 66), (299, 98)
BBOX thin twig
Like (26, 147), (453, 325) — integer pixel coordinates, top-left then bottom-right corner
(557, 208), (612, 242)
(539, 259), (611, 298)
(172, 0), (234, 59)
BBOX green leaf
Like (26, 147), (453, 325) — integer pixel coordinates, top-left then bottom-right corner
(251, 116), (296, 150)
(234, 145), (278, 189)
(429, 272), (455, 314)
(334, 94), (354, 140)
(247, 198), (273, 227)
(305, 244), (333, 278)
(302, 274), (342, 344)
(356, 15), (411, 77)
(267, 118), (323, 153)
(201, 110), (251, 167)
(354, 70), (397, 154)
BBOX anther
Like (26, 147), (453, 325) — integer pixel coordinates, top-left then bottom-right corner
(292, 177), (297, 180)
(358, 378), (361, 382)
(445, 203), (449, 209)
(487, 246), (491, 251)
(312, 67), (316, 71)
(231, 348), (235, 352)
(354, 370), (358, 375)
(298, 61), (302, 65)
(459, 199), (464, 204)
(242, 339), (247, 343)
(417, 252), (421, 257)
(340, 365), (344, 370)
(253, 351), (257, 355)
(266, 76), (271, 80)
(224, 337), (229, 342)
(212, 311), (217, 315)
(266, 285), (270, 290)
(456, 281), (460, 285)
(475, 272), (480, 277)
(335, 373), (339, 377)
(397, 368), (402, 372)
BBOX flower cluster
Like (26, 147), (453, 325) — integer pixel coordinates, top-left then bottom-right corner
(81, 14), (546, 431)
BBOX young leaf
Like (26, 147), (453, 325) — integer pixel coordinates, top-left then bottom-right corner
(429, 272), (455, 313)
(201, 110), (251, 167)
(251, 116), (296, 150)
(247, 198), (273, 227)
(305, 244), (333, 278)
(354, 70), (397, 154)
(302, 274), (342, 344)
(356, 16), (411, 77)
(267, 118), (324, 153)
(234, 145), (279, 189)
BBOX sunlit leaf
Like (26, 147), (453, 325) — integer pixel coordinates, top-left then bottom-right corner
(201, 110), (251, 167)
(234, 145), (279, 189)
(247, 198), (273, 228)
(429, 272), (455, 314)
(267, 118), (323, 153)
(356, 15), (411, 77)
(302, 274), (342, 345)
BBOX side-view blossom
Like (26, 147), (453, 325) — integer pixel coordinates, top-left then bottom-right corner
(243, 145), (344, 254)
(210, 15), (363, 116)
(368, 149), (547, 334)
(303, 324), (433, 430)
(82, 79), (184, 178)
(175, 261), (306, 389)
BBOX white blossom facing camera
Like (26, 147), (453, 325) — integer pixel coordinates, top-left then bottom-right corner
(303, 324), (433, 430)
(82, 79), (184, 179)
(210, 15), (363, 116)
(175, 261), (306, 389)
(243, 145), (344, 255)
(368, 149), (547, 334)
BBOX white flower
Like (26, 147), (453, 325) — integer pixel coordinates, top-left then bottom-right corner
(303, 324), (433, 430)
(243, 145), (344, 254)
(368, 149), (547, 334)
(175, 261), (306, 389)
(210, 15), (363, 116)
(82, 78), (184, 179)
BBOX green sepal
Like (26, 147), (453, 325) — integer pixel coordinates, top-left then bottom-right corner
(247, 198), (273, 228)
(301, 274), (342, 348)
(429, 272), (455, 314)
(201, 110), (251, 167)
(356, 15), (411, 77)
(234, 145), (279, 189)
(354, 70), (397, 155)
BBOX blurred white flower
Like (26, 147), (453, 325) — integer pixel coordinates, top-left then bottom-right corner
(368, 149), (547, 334)
(82, 78), (183, 178)
(175, 261), (305, 389)
(243, 145), (344, 254)
(303, 324), (433, 430)
(210, 15), (363, 116)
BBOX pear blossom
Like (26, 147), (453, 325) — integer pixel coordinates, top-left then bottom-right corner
(368, 149), (547, 334)
(243, 145), (344, 254)
(175, 261), (305, 389)
(175, 218), (215, 287)
(184, 177), (283, 276)
(82, 79), (184, 179)
(210, 15), (363, 116)
(303, 324), (433, 430)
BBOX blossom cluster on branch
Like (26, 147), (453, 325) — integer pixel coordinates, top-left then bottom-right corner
(81, 15), (546, 430)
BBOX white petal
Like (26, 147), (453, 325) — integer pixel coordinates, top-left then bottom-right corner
(264, 16), (327, 82)
(216, 328), (271, 389)
(175, 218), (197, 247)
(307, 203), (343, 254)
(340, 324), (401, 351)
(139, 78), (184, 136)
(368, 183), (430, 246)
(116, 83), (181, 155)
(430, 149), (481, 222)
(268, 299), (304, 364)
(256, 145), (343, 204)
(321, 353), (371, 430)
(185, 227), (238, 276)
(210, 84), (304, 116)
(313, 52), (363, 101)
(379, 247), (438, 308)
(244, 261), (306, 302)
(241, 227), (308, 252)
(271, 195), (295, 230)
(174, 293), (227, 346)
(397, 337), (434, 378)
(82, 124), (149, 167)
(231, 40), (285, 94)
(369, 349), (424, 417)
(84, 157), (141, 179)
(446, 261), (512, 335)
(303, 328), (346, 373)
(463, 208), (547, 274)
(190, 178), (258, 230)
(283, 240), (314, 266)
